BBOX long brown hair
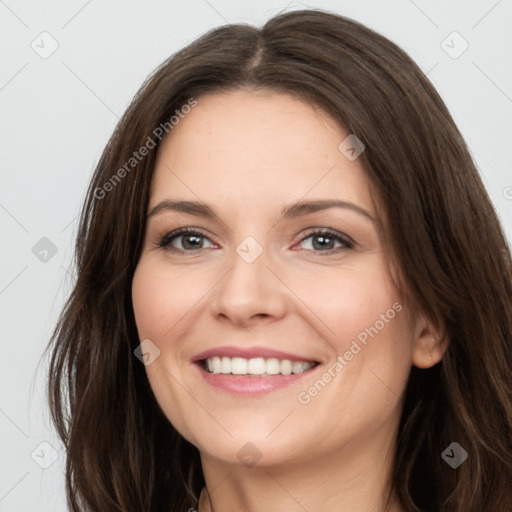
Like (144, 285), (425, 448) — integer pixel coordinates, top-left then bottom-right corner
(44, 8), (512, 511)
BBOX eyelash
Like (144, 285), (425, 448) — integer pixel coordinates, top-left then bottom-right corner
(156, 227), (354, 255)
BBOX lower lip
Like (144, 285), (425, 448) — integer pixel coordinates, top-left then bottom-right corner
(195, 363), (318, 396)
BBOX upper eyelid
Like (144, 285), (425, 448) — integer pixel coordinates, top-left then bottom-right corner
(159, 227), (218, 246)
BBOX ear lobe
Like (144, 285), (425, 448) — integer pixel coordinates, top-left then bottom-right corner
(412, 315), (449, 369)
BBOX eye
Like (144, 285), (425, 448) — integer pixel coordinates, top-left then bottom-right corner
(158, 228), (215, 252)
(296, 228), (354, 253)
(156, 227), (353, 254)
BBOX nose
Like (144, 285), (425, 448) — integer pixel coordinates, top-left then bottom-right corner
(209, 242), (287, 328)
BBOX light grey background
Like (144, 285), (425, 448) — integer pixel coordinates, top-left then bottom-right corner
(1, 1), (511, 510)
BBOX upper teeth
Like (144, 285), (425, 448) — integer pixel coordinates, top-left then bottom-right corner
(205, 357), (315, 376)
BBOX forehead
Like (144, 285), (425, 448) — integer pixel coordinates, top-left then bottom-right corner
(150, 89), (375, 216)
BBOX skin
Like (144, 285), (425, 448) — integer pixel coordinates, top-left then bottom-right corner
(131, 88), (447, 512)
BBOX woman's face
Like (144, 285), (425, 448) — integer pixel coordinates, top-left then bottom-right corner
(132, 89), (436, 468)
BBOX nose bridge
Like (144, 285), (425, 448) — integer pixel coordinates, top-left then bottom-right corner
(210, 235), (286, 324)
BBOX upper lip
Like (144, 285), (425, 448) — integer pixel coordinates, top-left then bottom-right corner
(191, 345), (320, 363)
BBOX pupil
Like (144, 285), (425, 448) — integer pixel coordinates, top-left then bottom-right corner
(313, 235), (333, 250)
(183, 234), (202, 249)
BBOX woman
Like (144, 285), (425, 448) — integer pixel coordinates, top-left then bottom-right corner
(45, 8), (512, 511)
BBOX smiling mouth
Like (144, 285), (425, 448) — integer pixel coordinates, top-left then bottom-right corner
(201, 356), (319, 376)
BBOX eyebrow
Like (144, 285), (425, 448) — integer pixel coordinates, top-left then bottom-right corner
(148, 199), (376, 223)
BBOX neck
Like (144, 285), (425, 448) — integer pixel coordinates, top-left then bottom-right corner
(198, 417), (404, 512)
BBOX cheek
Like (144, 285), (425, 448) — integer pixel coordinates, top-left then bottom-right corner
(131, 260), (205, 442)
(293, 259), (412, 406)
(131, 259), (207, 341)
(288, 270), (411, 455)
(293, 259), (406, 352)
